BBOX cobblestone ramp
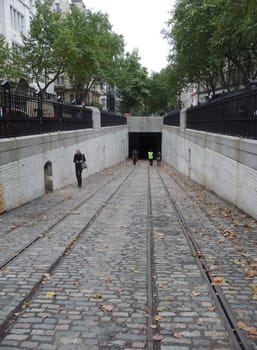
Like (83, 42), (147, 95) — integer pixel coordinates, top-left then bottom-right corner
(0, 161), (256, 349)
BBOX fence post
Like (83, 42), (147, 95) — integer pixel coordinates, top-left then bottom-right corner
(57, 96), (63, 130)
(37, 91), (43, 133)
(1, 80), (11, 137)
(180, 108), (187, 130)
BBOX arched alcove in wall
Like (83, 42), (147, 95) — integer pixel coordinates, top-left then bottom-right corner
(44, 161), (53, 193)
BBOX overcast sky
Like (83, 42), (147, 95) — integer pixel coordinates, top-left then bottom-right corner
(83, 0), (175, 73)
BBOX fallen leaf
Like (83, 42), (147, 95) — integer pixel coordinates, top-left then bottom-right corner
(238, 321), (248, 329)
(154, 315), (162, 322)
(246, 270), (257, 278)
(22, 302), (31, 309)
(237, 321), (257, 338)
(196, 251), (204, 259)
(231, 219), (240, 226)
(245, 222), (257, 229)
(208, 306), (216, 312)
(45, 291), (56, 299)
(223, 229), (236, 240)
(93, 294), (103, 300)
(252, 294), (257, 301)
(212, 276), (226, 285)
(100, 304), (114, 312)
(173, 332), (183, 339)
(233, 259), (244, 266)
(43, 273), (51, 281)
(197, 318), (204, 326)
(251, 285), (257, 292)
(150, 324), (157, 329)
(157, 305), (166, 312)
(152, 334), (164, 341)
(11, 223), (18, 230)
(192, 291), (200, 297)
(167, 297), (174, 302)
(248, 328), (257, 337)
(221, 209), (230, 217)
(73, 281), (81, 287)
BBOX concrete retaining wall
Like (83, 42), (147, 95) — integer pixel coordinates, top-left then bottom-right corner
(0, 125), (128, 213)
(162, 125), (257, 219)
(127, 116), (163, 133)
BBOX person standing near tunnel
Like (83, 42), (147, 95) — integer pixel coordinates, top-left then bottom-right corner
(132, 149), (138, 165)
(73, 149), (86, 188)
(148, 149), (154, 166)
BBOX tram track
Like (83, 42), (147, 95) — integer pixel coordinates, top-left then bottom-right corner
(0, 167), (132, 271)
(0, 166), (136, 341)
(146, 166), (160, 350)
(157, 168), (252, 350)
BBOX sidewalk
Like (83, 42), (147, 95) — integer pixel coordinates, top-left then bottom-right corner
(0, 161), (257, 349)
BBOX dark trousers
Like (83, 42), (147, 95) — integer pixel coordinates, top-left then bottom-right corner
(75, 165), (82, 187)
(149, 159), (153, 166)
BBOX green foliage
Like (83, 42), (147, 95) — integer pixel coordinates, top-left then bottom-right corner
(21, 0), (64, 92)
(165, 0), (257, 95)
(61, 6), (124, 102)
(0, 35), (23, 81)
(115, 50), (150, 114)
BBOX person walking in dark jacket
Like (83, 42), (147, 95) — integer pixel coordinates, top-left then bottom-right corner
(156, 151), (162, 167)
(73, 149), (86, 188)
(132, 149), (138, 165)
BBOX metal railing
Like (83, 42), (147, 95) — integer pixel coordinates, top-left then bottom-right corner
(0, 85), (93, 138)
(163, 110), (180, 126)
(187, 88), (257, 139)
(100, 111), (127, 127)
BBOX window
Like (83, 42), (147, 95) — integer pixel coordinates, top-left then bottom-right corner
(56, 76), (65, 86)
(10, 6), (25, 33)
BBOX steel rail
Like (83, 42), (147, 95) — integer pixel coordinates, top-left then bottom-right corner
(146, 167), (161, 350)
(0, 167), (135, 340)
(0, 167), (133, 271)
(157, 169), (252, 350)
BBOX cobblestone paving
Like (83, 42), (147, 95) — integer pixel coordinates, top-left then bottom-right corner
(0, 161), (257, 349)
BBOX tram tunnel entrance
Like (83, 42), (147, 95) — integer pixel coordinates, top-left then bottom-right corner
(129, 132), (162, 159)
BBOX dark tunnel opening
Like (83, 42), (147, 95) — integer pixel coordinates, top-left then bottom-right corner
(129, 132), (162, 159)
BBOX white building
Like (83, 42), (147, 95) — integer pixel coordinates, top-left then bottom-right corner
(0, 0), (36, 48)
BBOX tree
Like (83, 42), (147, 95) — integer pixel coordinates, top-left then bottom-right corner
(115, 50), (150, 114)
(166, 0), (224, 96)
(210, 0), (257, 85)
(146, 66), (182, 115)
(0, 35), (23, 82)
(61, 6), (124, 103)
(21, 0), (64, 94)
(165, 0), (257, 96)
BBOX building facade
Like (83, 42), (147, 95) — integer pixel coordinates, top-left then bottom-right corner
(0, 0), (36, 48)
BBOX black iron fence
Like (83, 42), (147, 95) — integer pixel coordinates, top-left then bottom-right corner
(187, 88), (257, 139)
(101, 111), (127, 127)
(163, 110), (180, 126)
(0, 84), (93, 138)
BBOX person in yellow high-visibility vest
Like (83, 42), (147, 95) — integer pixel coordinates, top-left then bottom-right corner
(148, 150), (154, 166)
